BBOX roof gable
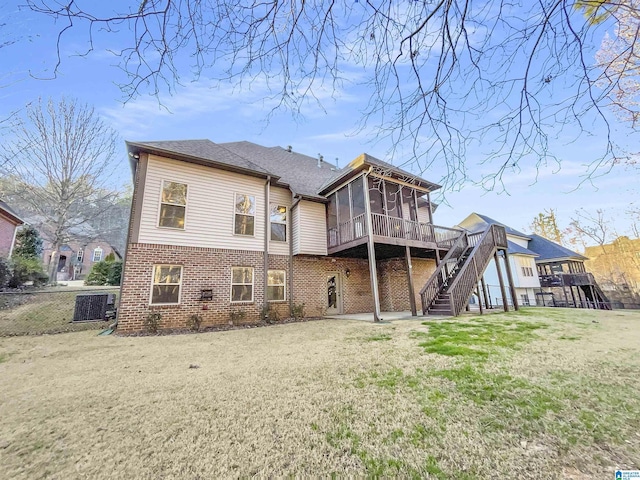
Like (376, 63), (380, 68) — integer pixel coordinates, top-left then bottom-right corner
(0, 200), (25, 225)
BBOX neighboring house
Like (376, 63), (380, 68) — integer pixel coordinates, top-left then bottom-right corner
(42, 238), (121, 281)
(583, 236), (640, 309)
(0, 200), (25, 258)
(118, 139), (512, 333)
(457, 213), (540, 307)
(457, 213), (609, 309)
(527, 234), (609, 309)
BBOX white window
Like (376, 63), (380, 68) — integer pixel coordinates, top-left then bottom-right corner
(234, 194), (255, 236)
(521, 294), (531, 306)
(231, 267), (254, 302)
(92, 247), (103, 262)
(270, 204), (287, 242)
(267, 270), (286, 301)
(77, 249), (84, 262)
(521, 266), (534, 277)
(151, 265), (183, 304)
(159, 181), (187, 229)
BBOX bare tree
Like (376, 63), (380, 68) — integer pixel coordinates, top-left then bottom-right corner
(22, 0), (639, 189)
(627, 205), (640, 237)
(1, 97), (121, 282)
(569, 208), (614, 248)
(595, 0), (640, 129)
(529, 208), (565, 245)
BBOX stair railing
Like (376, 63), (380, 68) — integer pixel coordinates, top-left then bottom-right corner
(445, 224), (506, 316)
(419, 230), (469, 314)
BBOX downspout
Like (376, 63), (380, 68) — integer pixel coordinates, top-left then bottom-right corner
(264, 176), (271, 315)
(113, 153), (144, 333)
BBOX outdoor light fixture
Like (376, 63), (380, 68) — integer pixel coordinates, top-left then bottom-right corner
(345, 268), (351, 278)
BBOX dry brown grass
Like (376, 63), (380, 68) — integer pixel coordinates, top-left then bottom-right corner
(0, 307), (638, 478)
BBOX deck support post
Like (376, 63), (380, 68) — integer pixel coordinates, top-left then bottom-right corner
(503, 250), (519, 311)
(562, 284), (569, 307)
(477, 284), (484, 314)
(481, 277), (490, 309)
(494, 251), (509, 312)
(363, 174), (382, 322)
(405, 245), (417, 316)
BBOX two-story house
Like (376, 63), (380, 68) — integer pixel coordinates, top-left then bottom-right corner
(117, 140), (511, 333)
(457, 213), (540, 307)
(457, 213), (609, 310)
(528, 234), (610, 309)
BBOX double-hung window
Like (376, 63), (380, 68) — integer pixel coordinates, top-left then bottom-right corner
(267, 270), (286, 301)
(92, 247), (103, 262)
(234, 194), (255, 236)
(270, 204), (287, 242)
(159, 181), (187, 229)
(231, 267), (254, 302)
(77, 249), (84, 262)
(151, 265), (183, 304)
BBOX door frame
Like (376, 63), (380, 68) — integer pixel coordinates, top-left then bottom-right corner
(326, 271), (344, 315)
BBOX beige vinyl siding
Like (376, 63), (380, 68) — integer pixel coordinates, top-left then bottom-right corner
(509, 236), (530, 248)
(292, 203), (301, 255)
(515, 255), (541, 288)
(138, 155), (266, 251)
(268, 186), (291, 256)
(296, 200), (327, 256)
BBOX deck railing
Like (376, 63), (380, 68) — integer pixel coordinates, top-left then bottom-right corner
(328, 213), (366, 248)
(419, 224), (507, 315)
(445, 224), (506, 316)
(328, 213), (462, 249)
(538, 272), (596, 287)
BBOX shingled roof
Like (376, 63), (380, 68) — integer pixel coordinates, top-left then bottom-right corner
(527, 234), (587, 262)
(220, 141), (340, 200)
(0, 200), (25, 225)
(460, 212), (531, 240)
(127, 139), (439, 201)
(318, 153), (441, 195)
(126, 139), (272, 178)
(507, 240), (538, 257)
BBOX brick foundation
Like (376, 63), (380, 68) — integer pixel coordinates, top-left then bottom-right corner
(118, 243), (437, 333)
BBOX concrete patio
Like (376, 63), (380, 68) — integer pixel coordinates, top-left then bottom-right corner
(324, 311), (446, 322)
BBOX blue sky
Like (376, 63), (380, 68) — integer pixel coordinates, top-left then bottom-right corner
(1, 2), (638, 243)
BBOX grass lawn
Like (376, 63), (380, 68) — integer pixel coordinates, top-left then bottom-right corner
(0, 288), (117, 336)
(0, 307), (638, 478)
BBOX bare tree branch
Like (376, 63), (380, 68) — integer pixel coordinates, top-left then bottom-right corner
(0, 97), (121, 282)
(22, 0), (640, 190)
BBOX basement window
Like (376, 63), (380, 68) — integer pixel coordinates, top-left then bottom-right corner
(151, 265), (183, 305)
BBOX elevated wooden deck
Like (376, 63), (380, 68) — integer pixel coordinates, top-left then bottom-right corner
(327, 212), (462, 255)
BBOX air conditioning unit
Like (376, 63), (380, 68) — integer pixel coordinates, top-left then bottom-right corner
(73, 293), (116, 322)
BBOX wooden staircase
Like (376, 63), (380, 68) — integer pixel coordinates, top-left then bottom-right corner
(420, 224), (508, 316)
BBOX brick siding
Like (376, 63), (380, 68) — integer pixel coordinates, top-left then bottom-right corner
(0, 214), (18, 258)
(119, 243), (438, 333)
